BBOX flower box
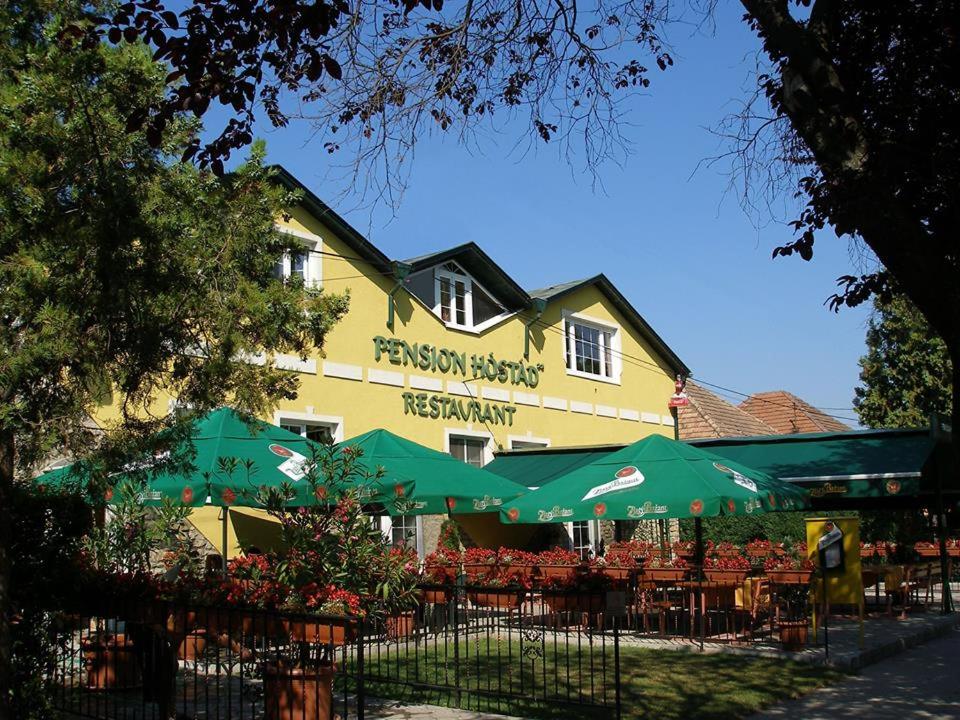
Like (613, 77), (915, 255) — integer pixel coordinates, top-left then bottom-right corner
(703, 569), (748, 584)
(283, 617), (357, 646)
(538, 564), (576, 580)
(916, 547), (940, 558)
(469, 591), (524, 609)
(746, 548), (770, 558)
(542, 592), (605, 614)
(642, 568), (689, 583)
(766, 569), (813, 585)
(204, 609), (286, 638)
(602, 567), (634, 582)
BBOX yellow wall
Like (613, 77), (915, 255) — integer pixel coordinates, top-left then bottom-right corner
(96, 189), (684, 556)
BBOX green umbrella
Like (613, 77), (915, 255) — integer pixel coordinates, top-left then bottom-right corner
(34, 407), (329, 567)
(35, 407), (325, 507)
(499, 433), (809, 525)
(334, 429), (528, 515)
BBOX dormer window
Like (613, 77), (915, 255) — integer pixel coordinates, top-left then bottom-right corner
(273, 225), (322, 286)
(406, 261), (507, 331)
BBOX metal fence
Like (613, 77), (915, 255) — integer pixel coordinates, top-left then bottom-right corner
(49, 587), (624, 720)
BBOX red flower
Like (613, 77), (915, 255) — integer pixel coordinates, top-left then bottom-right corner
(689, 499), (703, 516)
(181, 486), (194, 504)
(506, 507), (519, 522)
(222, 487), (236, 505)
(593, 502), (607, 517)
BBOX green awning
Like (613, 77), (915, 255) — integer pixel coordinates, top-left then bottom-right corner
(485, 446), (623, 488)
(690, 429), (952, 502)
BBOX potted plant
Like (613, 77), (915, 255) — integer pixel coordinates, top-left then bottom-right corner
(608, 540), (653, 561)
(641, 555), (689, 583)
(540, 569), (609, 614)
(496, 547), (538, 582)
(711, 541), (741, 558)
(745, 539), (772, 558)
(468, 571), (530, 609)
(764, 553), (814, 585)
(703, 554), (750, 583)
(776, 583), (811, 651)
(463, 547), (498, 583)
(536, 548), (581, 581)
(672, 540), (695, 560)
(422, 547), (460, 603)
(590, 551), (638, 582)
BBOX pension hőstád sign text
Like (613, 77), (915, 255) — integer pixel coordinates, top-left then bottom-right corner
(373, 336), (543, 427)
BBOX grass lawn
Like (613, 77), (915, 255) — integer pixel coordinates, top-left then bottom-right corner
(342, 639), (844, 719)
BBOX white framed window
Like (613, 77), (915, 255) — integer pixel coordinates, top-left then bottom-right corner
(380, 515), (424, 559)
(273, 227), (321, 287)
(563, 312), (621, 384)
(280, 421), (337, 445)
(445, 429), (493, 468)
(567, 520), (599, 561)
(404, 262), (507, 332)
(276, 411), (344, 444)
(508, 436), (550, 450)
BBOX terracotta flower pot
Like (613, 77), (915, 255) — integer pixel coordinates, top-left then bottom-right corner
(537, 565), (576, 580)
(177, 630), (207, 661)
(703, 569), (749, 584)
(422, 588), (452, 604)
(263, 663), (336, 720)
(543, 592), (605, 613)
(602, 567), (634, 582)
(386, 612), (416, 639)
(766, 569), (813, 585)
(204, 609), (285, 638)
(469, 591), (523, 609)
(82, 634), (141, 691)
(642, 568), (689, 583)
(283, 617), (357, 646)
(746, 548), (770, 558)
(779, 620), (809, 651)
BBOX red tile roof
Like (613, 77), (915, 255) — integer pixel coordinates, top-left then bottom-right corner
(738, 391), (850, 434)
(678, 380), (776, 440)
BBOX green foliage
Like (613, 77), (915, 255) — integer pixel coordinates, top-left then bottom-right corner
(679, 513), (807, 548)
(436, 518), (462, 551)
(0, 0), (349, 473)
(854, 294), (952, 429)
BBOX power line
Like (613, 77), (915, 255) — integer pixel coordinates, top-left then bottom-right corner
(279, 258), (861, 425)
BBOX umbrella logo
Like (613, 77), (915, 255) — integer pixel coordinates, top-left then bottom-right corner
(727, 499), (736, 513)
(886, 480), (901, 495)
(446, 497), (457, 511)
(473, 495), (503, 511)
(593, 502), (607, 517)
(689, 499), (703, 516)
(269, 444), (294, 458)
(315, 486), (329, 501)
(181, 487), (194, 504)
(506, 508), (520, 522)
(713, 462), (758, 493)
(394, 483), (405, 498)
(222, 488), (236, 505)
(626, 502), (668, 518)
(582, 466), (645, 501)
(104, 486), (114, 502)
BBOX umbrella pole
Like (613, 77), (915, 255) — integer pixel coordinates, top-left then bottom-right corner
(694, 516), (704, 651)
(221, 507), (229, 574)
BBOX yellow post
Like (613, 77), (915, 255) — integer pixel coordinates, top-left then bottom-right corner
(806, 516), (865, 649)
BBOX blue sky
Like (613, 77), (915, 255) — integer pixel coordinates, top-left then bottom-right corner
(221, 2), (871, 426)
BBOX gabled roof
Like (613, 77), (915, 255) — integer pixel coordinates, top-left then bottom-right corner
(529, 274), (690, 376)
(739, 391), (850, 434)
(270, 165), (393, 272)
(403, 242), (530, 312)
(679, 380), (775, 440)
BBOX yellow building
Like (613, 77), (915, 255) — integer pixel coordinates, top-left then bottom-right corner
(109, 167), (690, 558)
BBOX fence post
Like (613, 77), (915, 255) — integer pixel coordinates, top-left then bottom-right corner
(356, 618), (365, 720)
(614, 615), (622, 720)
(453, 580), (462, 708)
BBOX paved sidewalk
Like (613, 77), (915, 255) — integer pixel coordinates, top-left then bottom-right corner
(751, 627), (960, 719)
(362, 700), (520, 720)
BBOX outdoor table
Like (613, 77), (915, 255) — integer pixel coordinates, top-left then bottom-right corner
(881, 563), (942, 618)
(678, 577), (764, 642)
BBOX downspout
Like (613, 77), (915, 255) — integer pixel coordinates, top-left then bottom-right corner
(387, 261), (412, 331)
(523, 298), (547, 359)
